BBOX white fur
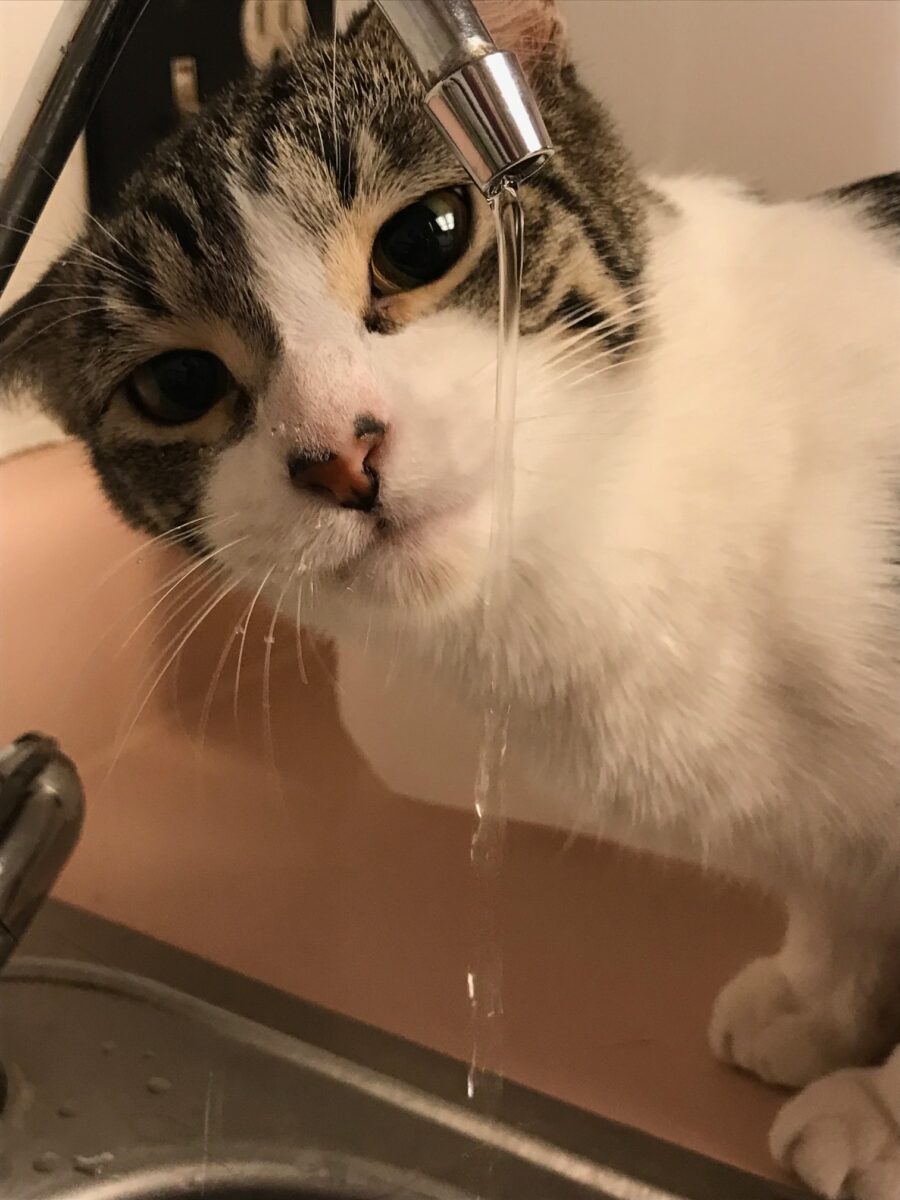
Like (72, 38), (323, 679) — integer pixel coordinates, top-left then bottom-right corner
(207, 176), (900, 1198)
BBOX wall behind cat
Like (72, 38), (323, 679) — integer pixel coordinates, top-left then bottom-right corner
(561, 0), (899, 199)
(0, 0), (86, 458)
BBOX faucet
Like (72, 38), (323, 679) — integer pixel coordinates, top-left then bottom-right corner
(376, 0), (554, 197)
(0, 733), (85, 971)
(0, 732), (84, 1113)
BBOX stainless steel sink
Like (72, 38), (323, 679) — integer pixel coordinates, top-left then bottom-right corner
(0, 957), (477, 1200)
(0, 903), (808, 1200)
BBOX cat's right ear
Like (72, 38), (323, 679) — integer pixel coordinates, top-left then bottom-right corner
(0, 261), (73, 426)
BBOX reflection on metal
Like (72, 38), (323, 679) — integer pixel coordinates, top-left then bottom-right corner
(0, 735), (84, 969)
(375, 0), (554, 196)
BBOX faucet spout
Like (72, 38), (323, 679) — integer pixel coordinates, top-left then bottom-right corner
(376, 0), (554, 196)
(0, 733), (84, 969)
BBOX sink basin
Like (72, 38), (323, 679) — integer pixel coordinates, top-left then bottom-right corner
(0, 903), (806, 1200)
(0, 958), (474, 1200)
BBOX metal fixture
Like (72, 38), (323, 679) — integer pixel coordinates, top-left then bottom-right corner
(0, 0), (149, 301)
(375, 0), (554, 196)
(0, 733), (85, 969)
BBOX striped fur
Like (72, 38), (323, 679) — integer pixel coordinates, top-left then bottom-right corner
(0, 2), (645, 538)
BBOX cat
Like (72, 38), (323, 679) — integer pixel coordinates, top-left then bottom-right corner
(2, 2), (899, 1195)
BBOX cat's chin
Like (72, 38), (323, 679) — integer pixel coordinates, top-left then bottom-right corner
(335, 507), (487, 621)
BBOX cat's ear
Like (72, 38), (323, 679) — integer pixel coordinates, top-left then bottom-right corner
(475, 0), (567, 73)
(0, 281), (48, 392)
(0, 263), (76, 431)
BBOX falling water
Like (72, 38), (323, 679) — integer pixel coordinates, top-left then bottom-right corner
(466, 182), (524, 1185)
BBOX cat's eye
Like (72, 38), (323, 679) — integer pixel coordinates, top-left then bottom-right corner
(123, 350), (236, 425)
(371, 188), (471, 296)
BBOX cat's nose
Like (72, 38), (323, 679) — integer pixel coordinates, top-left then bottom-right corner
(287, 421), (385, 512)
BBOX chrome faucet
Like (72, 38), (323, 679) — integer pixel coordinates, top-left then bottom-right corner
(376, 0), (554, 196)
(0, 733), (84, 970)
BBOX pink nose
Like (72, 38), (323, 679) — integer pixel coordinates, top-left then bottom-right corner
(288, 420), (385, 512)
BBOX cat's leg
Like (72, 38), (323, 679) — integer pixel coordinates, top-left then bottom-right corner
(710, 899), (900, 1088)
(771, 1045), (900, 1200)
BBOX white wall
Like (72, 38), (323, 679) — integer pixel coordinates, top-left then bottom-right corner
(561, 0), (900, 198)
(0, 0), (88, 456)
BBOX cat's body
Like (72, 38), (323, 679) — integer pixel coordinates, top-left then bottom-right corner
(3, 3), (900, 1194)
(331, 173), (900, 888)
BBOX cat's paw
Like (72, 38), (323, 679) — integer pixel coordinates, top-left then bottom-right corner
(710, 956), (863, 1088)
(771, 1067), (900, 1200)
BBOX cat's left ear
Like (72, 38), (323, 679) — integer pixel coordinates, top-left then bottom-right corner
(475, 0), (567, 73)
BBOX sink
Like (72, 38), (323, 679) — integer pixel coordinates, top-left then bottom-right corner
(0, 903), (807, 1200)
(0, 958), (475, 1200)
(32, 1162), (454, 1198)
(19, 1158), (454, 1198)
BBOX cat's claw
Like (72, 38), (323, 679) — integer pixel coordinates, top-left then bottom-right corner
(771, 1067), (900, 1200)
(710, 956), (864, 1088)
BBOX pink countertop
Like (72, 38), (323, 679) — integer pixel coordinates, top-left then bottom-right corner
(0, 442), (790, 1181)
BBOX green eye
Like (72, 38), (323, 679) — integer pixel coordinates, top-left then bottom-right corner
(124, 350), (235, 425)
(371, 188), (471, 296)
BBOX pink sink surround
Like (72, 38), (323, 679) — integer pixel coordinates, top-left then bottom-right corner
(0, 441), (791, 1183)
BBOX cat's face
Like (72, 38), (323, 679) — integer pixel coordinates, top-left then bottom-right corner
(0, 1), (645, 632)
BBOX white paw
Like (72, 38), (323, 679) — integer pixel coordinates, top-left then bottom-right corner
(771, 1068), (900, 1200)
(710, 956), (863, 1088)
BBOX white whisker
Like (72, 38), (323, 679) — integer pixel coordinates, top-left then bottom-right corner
(233, 566), (275, 724)
(105, 574), (246, 781)
(293, 564), (309, 685)
(263, 569), (294, 784)
(116, 534), (248, 654)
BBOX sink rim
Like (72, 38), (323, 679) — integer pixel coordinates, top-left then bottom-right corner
(5, 957), (644, 1199)
(20, 1155), (456, 1199)
(9, 904), (811, 1200)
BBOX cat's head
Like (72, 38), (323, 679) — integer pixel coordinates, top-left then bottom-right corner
(0, 0), (645, 631)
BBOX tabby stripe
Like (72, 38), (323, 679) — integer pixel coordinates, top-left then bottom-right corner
(144, 194), (202, 262)
(321, 132), (358, 207)
(533, 172), (639, 290)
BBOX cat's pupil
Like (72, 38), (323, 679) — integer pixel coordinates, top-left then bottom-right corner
(371, 188), (470, 296)
(156, 352), (216, 401)
(125, 350), (232, 425)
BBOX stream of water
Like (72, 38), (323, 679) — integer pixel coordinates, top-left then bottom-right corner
(466, 183), (524, 1189)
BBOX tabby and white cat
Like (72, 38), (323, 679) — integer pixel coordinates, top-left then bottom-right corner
(2, 2), (900, 1194)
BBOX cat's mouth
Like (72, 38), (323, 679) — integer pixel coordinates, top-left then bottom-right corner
(372, 509), (428, 541)
(322, 492), (484, 617)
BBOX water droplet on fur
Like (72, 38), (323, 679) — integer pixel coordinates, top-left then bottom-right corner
(33, 1152), (61, 1173)
(73, 1152), (114, 1176)
(57, 1102), (78, 1118)
(146, 1076), (172, 1095)
(100, 1040), (115, 1055)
